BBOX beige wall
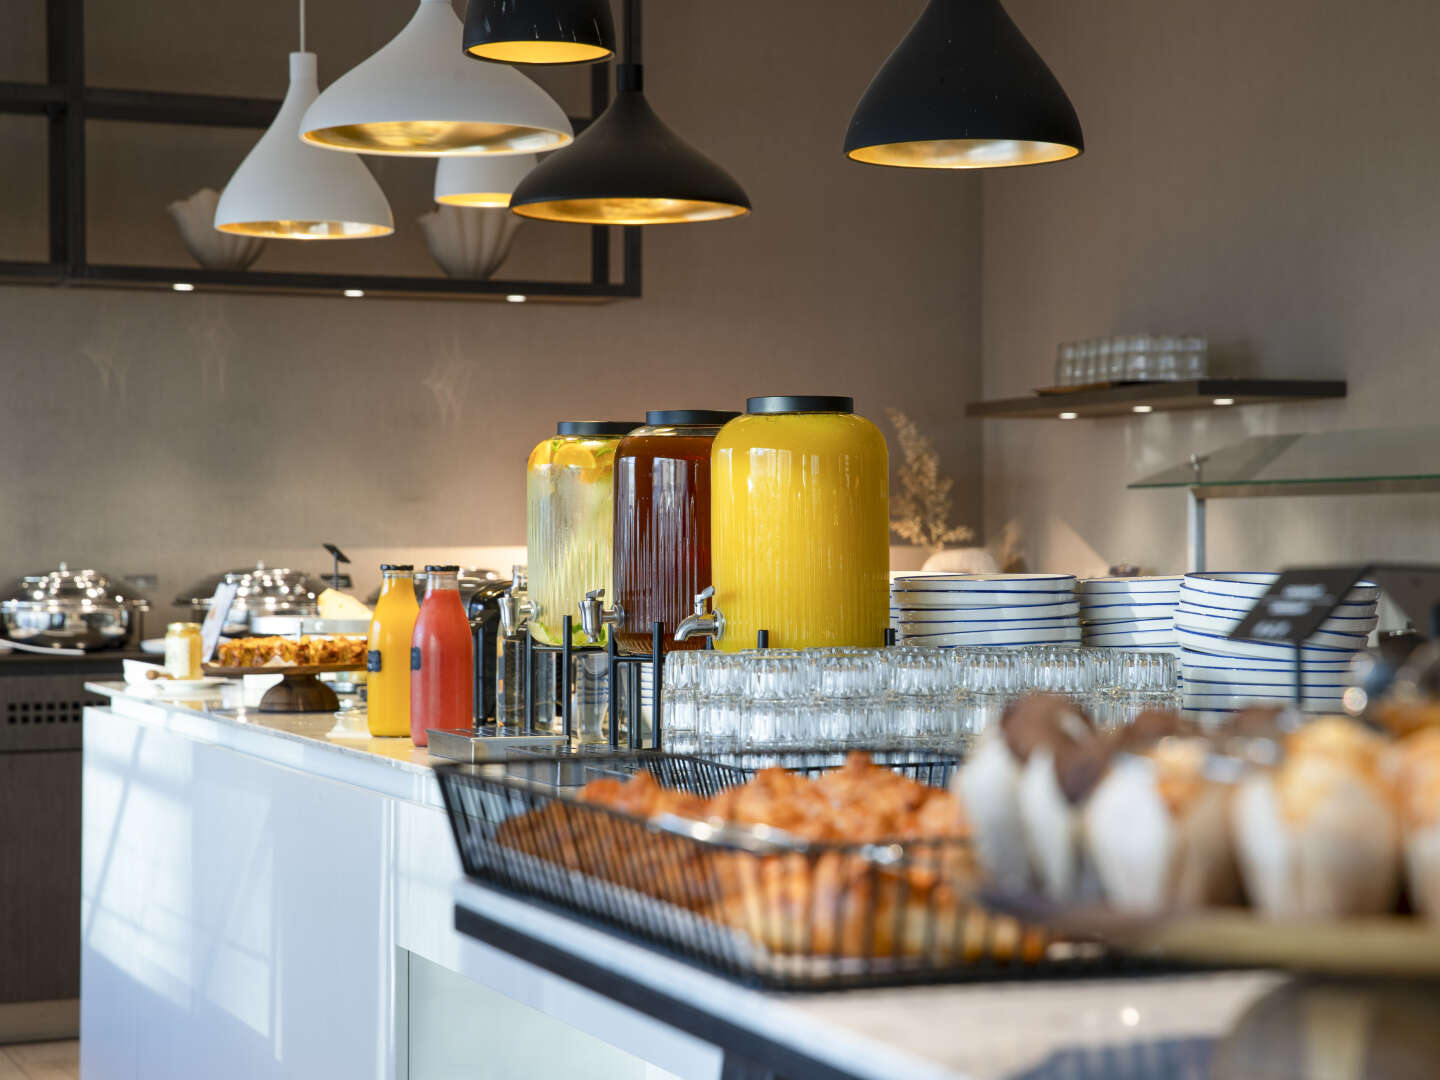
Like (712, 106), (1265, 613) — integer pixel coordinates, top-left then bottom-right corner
(982, 0), (1440, 577)
(0, 1), (983, 620)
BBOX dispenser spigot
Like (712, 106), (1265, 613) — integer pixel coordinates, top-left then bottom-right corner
(675, 586), (725, 643)
(498, 589), (534, 637)
(579, 588), (623, 644)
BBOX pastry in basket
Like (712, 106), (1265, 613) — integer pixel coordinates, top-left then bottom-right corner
(1084, 733), (1240, 913)
(1230, 717), (1401, 918)
(952, 694), (1084, 894)
(703, 755), (1043, 962)
(1015, 699), (1110, 903)
(1386, 727), (1440, 920)
(499, 753), (1045, 963)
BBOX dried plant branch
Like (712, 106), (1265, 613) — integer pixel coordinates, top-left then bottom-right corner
(886, 408), (975, 554)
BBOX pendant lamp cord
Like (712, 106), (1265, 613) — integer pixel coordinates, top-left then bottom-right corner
(299, 0), (306, 52)
(623, 0), (640, 65)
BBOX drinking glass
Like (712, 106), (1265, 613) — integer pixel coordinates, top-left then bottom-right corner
(1124, 334), (1154, 382)
(1179, 334), (1208, 379)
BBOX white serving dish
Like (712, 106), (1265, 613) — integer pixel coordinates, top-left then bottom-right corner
(1174, 595), (1379, 623)
(1181, 668), (1352, 691)
(1077, 576), (1183, 595)
(1181, 573), (1380, 606)
(1083, 630), (1179, 647)
(1175, 627), (1363, 662)
(899, 626), (1083, 647)
(890, 573), (1077, 593)
(1080, 616), (1176, 632)
(1180, 655), (1355, 677)
(1079, 600), (1180, 619)
(900, 618), (1080, 636)
(897, 602), (1080, 623)
(890, 590), (1076, 610)
(1180, 690), (1346, 711)
(1173, 608), (1376, 648)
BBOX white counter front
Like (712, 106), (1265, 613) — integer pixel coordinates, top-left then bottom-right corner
(80, 684), (1285, 1080)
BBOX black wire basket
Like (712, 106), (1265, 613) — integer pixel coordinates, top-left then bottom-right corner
(436, 750), (1156, 991)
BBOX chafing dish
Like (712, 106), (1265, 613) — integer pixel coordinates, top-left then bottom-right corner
(175, 562), (326, 635)
(0, 563), (149, 651)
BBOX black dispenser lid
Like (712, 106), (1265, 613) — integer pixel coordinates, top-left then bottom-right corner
(556, 421), (639, 436)
(643, 410), (741, 426)
(745, 396), (854, 414)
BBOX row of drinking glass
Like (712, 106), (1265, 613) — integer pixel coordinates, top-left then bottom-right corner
(660, 646), (1179, 754)
(1055, 334), (1207, 386)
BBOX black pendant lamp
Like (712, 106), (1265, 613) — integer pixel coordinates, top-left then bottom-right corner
(509, 0), (750, 225)
(845, 0), (1083, 170)
(464, 0), (615, 66)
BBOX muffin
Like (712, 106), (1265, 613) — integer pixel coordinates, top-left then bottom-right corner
(1386, 727), (1440, 920)
(1084, 735), (1239, 913)
(1230, 717), (1401, 918)
(953, 694), (1087, 894)
(1012, 699), (1109, 902)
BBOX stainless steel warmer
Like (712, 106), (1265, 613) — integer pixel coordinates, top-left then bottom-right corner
(174, 562), (327, 635)
(0, 563), (149, 651)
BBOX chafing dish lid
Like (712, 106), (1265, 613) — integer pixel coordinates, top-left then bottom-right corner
(0, 562), (148, 611)
(173, 561), (325, 608)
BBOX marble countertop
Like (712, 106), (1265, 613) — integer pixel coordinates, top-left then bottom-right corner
(86, 680), (445, 803)
(455, 880), (1287, 1080)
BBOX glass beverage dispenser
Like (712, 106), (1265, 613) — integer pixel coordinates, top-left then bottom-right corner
(525, 421), (636, 646)
(679, 396), (890, 651)
(583, 410), (738, 653)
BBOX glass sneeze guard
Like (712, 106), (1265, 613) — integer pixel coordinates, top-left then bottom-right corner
(1129, 425), (1440, 571)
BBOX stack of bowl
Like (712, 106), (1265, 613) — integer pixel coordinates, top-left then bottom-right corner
(891, 574), (1080, 647)
(1175, 572), (1378, 716)
(1078, 576), (1182, 652)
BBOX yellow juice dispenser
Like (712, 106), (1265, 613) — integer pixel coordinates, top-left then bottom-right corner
(678, 396), (890, 651)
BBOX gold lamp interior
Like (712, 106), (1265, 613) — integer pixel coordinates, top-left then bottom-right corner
(215, 219), (394, 239)
(465, 42), (613, 65)
(847, 137), (1081, 169)
(511, 197), (749, 226)
(301, 121), (572, 156)
(434, 192), (512, 208)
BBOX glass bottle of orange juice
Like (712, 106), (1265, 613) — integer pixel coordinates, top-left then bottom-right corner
(367, 564), (420, 737)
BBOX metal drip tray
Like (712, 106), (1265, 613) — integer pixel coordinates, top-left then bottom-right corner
(425, 728), (565, 764)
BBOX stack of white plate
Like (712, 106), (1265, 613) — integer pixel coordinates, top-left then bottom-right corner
(1175, 572), (1378, 716)
(1078, 576), (1182, 652)
(890, 574), (1080, 647)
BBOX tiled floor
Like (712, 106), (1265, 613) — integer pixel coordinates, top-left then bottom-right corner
(0, 1042), (79, 1080)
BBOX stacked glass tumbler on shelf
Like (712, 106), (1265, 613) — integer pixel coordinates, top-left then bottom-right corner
(1054, 334), (1207, 386)
(661, 645), (1179, 755)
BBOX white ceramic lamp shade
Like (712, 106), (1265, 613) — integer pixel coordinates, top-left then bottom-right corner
(434, 154), (536, 206)
(215, 53), (393, 239)
(299, 0), (573, 157)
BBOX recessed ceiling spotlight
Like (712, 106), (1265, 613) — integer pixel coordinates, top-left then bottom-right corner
(1058, 411), (1078, 420)
(343, 289), (365, 298)
(172, 282), (195, 292)
(1213, 397), (1235, 406)
(506, 294), (527, 303)
(1132, 404), (1153, 414)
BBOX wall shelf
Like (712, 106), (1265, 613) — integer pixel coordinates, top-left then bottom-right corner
(964, 378), (1347, 420)
(0, 0), (643, 304)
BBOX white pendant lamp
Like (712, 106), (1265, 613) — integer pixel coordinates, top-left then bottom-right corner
(215, 52), (394, 239)
(434, 154), (536, 207)
(299, 0), (573, 157)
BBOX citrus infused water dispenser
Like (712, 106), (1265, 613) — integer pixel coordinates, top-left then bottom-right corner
(678, 396), (890, 651)
(526, 421), (637, 646)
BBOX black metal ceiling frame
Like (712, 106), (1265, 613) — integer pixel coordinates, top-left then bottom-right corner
(0, 0), (642, 302)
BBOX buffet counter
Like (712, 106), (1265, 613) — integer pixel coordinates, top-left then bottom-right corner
(80, 683), (1282, 1080)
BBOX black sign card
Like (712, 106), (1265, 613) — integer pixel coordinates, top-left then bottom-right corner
(1229, 566), (1369, 645)
(1229, 562), (1440, 645)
